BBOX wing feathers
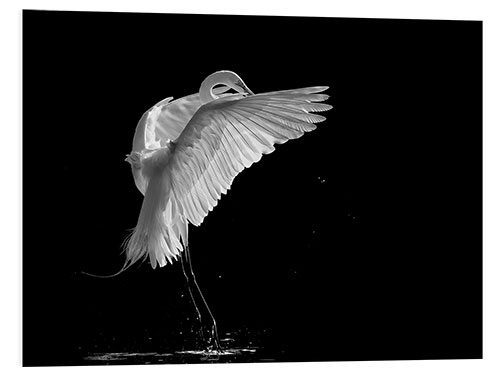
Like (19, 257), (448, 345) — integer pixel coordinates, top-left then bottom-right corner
(168, 86), (331, 225)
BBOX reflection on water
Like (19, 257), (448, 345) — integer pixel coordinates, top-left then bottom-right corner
(84, 347), (261, 364)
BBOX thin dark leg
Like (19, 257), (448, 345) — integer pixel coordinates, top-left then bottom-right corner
(181, 245), (222, 352)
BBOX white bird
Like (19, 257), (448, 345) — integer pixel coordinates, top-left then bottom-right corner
(121, 70), (332, 271)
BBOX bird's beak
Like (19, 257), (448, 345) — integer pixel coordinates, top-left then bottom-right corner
(235, 80), (254, 96)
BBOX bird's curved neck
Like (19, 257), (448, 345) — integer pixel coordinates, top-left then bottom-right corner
(199, 71), (235, 105)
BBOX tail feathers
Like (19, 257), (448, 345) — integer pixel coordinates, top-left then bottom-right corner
(124, 172), (188, 269)
(81, 170), (188, 278)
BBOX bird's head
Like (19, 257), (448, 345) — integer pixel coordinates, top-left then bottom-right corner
(229, 73), (254, 96)
(200, 70), (254, 104)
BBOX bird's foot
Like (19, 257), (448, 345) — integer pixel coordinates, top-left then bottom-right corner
(196, 325), (223, 354)
(124, 151), (142, 169)
(205, 339), (223, 354)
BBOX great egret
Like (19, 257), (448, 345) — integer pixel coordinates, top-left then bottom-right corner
(124, 71), (331, 270)
(87, 70), (332, 353)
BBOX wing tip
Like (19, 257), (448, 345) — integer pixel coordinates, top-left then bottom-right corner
(307, 86), (329, 93)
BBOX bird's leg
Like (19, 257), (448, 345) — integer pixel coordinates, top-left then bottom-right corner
(181, 245), (222, 353)
(180, 250), (205, 349)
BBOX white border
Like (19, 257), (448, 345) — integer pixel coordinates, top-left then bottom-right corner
(2, 1), (498, 374)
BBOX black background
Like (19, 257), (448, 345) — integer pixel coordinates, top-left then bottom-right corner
(23, 10), (482, 366)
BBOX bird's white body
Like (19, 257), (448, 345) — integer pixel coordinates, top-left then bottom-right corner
(124, 71), (331, 270)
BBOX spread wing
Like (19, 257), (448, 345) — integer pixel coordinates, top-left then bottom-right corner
(166, 87), (332, 226)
